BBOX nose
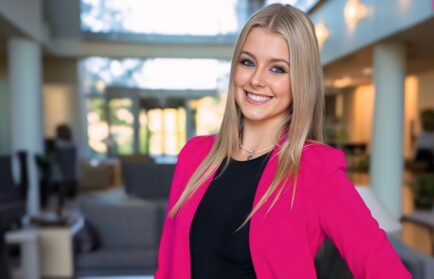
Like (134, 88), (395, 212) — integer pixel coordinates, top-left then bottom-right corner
(250, 68), (266, 88)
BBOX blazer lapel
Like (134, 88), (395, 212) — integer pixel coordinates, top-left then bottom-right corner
(175, 137), (218, 279)
(249, 133), (289, 277)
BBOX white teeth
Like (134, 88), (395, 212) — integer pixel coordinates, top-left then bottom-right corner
(247, 92), (272, 102)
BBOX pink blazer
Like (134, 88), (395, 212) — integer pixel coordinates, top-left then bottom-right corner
(155, 135), (411, 279)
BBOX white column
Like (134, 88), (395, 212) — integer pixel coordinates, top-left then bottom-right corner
(5, 229), (40, 279)
(370, 41), (406, 217)
(76, 61), (92, 159)
(8, 38), (43, 216)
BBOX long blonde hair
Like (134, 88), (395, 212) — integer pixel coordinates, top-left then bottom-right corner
(169, 4), (324, 226)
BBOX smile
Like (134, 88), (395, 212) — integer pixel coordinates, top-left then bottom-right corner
(245, 91), (273, 104)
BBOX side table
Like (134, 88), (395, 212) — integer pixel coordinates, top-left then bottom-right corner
(38, 215), (84, 278)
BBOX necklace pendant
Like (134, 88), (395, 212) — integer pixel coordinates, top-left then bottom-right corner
(247, 154), (254, 160)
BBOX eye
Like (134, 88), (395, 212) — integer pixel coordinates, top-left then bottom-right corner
(270, 65), (287, 74)
(239, 58), (255, 67)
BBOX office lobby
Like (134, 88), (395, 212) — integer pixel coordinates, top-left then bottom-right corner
(1, 0), (434, 278)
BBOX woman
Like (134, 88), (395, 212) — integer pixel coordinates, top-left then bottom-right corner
(155, 4), (411, 279)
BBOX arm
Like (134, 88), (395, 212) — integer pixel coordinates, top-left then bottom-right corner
(315, 149), (412, 279)
(154, 143), (189, 279)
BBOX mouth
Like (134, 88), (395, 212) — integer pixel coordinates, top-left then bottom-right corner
(244, 90), (273, 104)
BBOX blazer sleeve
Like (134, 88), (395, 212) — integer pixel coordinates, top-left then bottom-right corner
(154, 136), (202, 279)
(315, 149), (412, 279)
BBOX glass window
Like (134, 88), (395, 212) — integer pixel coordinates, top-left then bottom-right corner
(81, 0), (240, 35)
(83, 57), (230, 94)
(139, 109), (149, 154)
(87, 97), (109, 156)
(193, 95), (227, 135)
(108, 98), (134, 155)
(147, 108), (186, 156)
(265, 0), (321, 12)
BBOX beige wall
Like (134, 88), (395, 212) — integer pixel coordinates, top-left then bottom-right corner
(404, 76), (419, 159)
(42, 58), (80, 139)
(341, 85), (374, 145)
(44, 58), (78, 84)
(340, 71), (433, 160)
(42, 84), (75, 138)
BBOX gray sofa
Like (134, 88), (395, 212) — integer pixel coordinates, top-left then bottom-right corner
(73, 162), (175, 277)
(74, 189), (163, 276)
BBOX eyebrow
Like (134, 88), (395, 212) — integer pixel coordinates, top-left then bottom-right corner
(240, 50), (290, 66)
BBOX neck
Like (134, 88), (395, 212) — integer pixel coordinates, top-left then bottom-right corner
(241, 119), (282, 150)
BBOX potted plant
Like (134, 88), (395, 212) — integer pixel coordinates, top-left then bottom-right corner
(412, 173), (434, 210)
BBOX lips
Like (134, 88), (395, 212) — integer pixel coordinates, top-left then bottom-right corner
(245, 90), (273, 104)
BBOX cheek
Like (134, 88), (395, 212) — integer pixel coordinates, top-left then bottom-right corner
(234, 67), (250, 88)
(278, 79), (292, 106)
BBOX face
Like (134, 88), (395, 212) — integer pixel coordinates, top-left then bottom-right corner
(234, 27), (292, 128)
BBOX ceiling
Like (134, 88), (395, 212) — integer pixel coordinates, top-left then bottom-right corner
(0, 15), (24, 56)
(1, 2), (434, 91)
(323, 16), (434, 92)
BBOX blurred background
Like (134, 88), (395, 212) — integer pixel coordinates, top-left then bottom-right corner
(0, 0), (433, 278)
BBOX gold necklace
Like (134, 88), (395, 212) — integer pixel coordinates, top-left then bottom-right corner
(239, 143), (275, 160)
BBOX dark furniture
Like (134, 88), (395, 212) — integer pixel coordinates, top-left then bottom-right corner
(0, 154), (27, 279)
(121, 162), (174, 200)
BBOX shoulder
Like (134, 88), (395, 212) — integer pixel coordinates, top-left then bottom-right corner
(177, 134), (216, 164)
(301, 142), (350, 201)
(183, 134), (216, 149)
(180, 134), (215, 154)
(167, 135), (217, 205)
(301, 140), (347, 172)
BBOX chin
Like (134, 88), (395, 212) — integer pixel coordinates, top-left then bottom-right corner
(242, 112), (270, 123)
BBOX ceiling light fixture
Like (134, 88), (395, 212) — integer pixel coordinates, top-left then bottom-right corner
(315, 20), (329, 49)
(333, 76), (354, 88)
(344, 0), (368, 32)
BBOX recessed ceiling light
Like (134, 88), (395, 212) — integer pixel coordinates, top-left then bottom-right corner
(362, 67), (372, 75)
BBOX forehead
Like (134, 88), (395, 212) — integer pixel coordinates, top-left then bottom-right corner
(241, 27), (289, 59)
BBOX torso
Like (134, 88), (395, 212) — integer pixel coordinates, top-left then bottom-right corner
(189, 152), (271, 279)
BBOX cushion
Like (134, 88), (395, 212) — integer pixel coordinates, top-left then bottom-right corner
(79, 199), (160, 249)
(77, 249), (157, 269)
(122, 162), (175, 199)
(75, 220), (100, 254)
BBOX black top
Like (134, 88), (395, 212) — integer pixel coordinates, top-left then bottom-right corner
(190, 152), (271, 279)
